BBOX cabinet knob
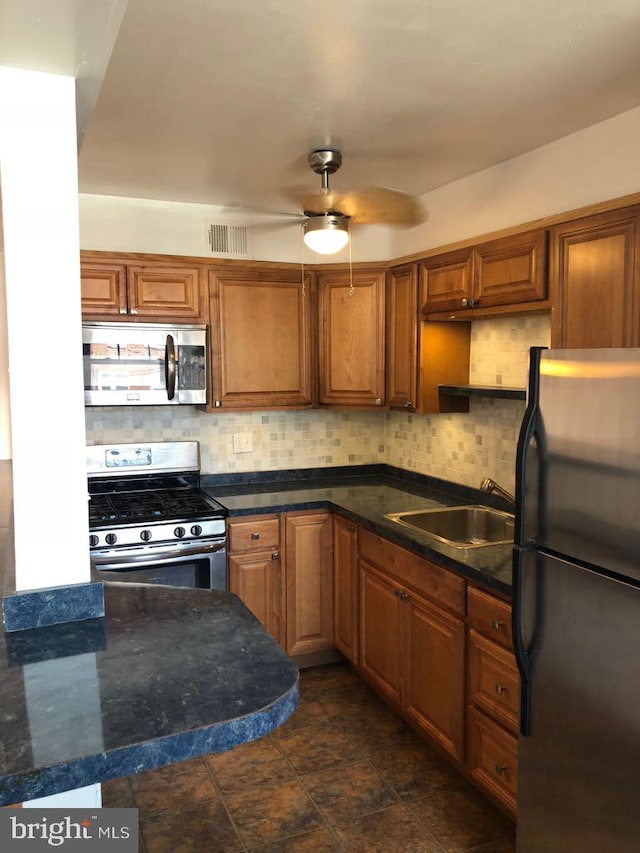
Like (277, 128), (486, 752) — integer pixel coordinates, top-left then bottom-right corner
(271, 551), (280, 560)
(119, 308), (127, 315)
(461, 297), (469, 307)
(130, 308), (138, 315)
(251, 532), (260, 540)
(491, 619), (504, 630)
(404, 400), (413, 408)
(346, 524), (356, 532)
(494, 683), (507, 695)
(214, 400), (222, 407)
(494, 763), (507, 776)
(395, 589), (409, 601)
(376, 398), (383, 406)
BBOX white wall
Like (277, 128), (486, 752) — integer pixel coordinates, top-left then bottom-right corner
(0, 67), (89, 590)
(78, 195), (394, 263)
(391, 104), (640, 257)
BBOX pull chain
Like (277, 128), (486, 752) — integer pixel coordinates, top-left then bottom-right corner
(348, 226), (354, 296)
(300, 228), (305, 296)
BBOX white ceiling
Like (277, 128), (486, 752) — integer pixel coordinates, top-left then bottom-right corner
(5, 0), (640, 217)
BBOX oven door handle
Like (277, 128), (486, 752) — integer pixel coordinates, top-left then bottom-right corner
(92, 540), (226, 569)
(165, 334), (176, 401)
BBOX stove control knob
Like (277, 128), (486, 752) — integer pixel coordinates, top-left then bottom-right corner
(89, 535), (99, 548)
(140, 530), (152, 542)
(105, 533), (117, 546)
(191, 524), (203, 537)
(174, 526), (186, 539)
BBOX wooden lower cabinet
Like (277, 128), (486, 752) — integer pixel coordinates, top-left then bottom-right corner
(228, 510), (334, 659)
(333, 515), (359, 664)
(404, 593), (465, 762)
(358, 560), (403, 706)
(227, 515), (282, 644)
(357, 530), (466, 763)
(467, 585), (519, 817)
(467, 707), (518, 815)
(283, 511), (334, 657)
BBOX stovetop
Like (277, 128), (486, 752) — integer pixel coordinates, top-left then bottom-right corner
(88, 487), (224, 526)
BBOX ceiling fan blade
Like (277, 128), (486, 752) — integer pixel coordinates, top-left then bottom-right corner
(338, 187), (426, 226)
(285, 189), (344, 215)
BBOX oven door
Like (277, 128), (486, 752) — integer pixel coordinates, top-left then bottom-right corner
(91, 538), (227, 591)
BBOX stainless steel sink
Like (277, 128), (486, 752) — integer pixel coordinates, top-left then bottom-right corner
(384, 505), (515, 549)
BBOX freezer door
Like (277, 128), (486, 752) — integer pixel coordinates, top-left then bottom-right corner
(517, 551), (640, 852)
(538, 348), (640, 579)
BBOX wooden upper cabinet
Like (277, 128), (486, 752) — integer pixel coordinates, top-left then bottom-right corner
(208, 268), (314, 409)
(420, 248), (474, 314)
(421, 229), (548, 316)
(550, 207), (640, 348)
(386, 263), (419, 411)
(128, 265), (204, 321)
(474, 229), (547, 308)
(81, 256), (205, 322)
(80, 262), (127, 317)
(317, 268), (386, 408)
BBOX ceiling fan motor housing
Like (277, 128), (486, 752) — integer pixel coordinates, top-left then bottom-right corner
(308, 149), (343, 175)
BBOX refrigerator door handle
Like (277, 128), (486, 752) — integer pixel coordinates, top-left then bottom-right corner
(512, 545), (533, 736)
(513, 346), (546, 547)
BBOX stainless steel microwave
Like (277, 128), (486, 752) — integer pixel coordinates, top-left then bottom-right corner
(83, 322), (207, 406)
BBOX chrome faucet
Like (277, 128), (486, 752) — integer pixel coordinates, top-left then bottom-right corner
(480, 477), (515, 506)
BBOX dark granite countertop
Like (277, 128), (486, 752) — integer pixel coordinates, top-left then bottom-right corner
(0, 582), (298, 806)
(202, 466), (513, 596)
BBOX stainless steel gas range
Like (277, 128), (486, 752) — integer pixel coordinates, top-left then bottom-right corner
(87, 441), (227, 590)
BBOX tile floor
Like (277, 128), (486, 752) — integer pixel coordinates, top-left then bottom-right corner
(102, 662), (516, 852)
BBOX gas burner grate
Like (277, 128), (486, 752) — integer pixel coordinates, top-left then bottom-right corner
(88, 488), (222, 525)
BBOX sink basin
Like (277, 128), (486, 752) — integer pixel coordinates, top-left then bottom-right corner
(384, 505), (515, 549)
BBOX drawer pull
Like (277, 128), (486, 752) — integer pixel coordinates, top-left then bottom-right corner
(251, 532), (260, 540)
(491, 619), (504, 630)
(495, 763), (507, 776)
(494, 683), (507, 695)
(394, 589), (409, 601)
(271, 551), (280, 560)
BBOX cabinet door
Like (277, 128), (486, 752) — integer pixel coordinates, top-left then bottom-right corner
(228, 550), (282, 643)
(474, 229), (547, 308)
(420, 248), (473, 314)
(209, 269), (314, 409)
(333, 515), (358, 664)
(386, 264), (419, 411)
(550, 208), (640, 348)
(358, 560), (402, 706)
(284, 512), (333, 657)
(81, 262), (127, 317)
(404, 592), (466, 762)
(317, 269), (385, 407)
(128, 264), (204, 320)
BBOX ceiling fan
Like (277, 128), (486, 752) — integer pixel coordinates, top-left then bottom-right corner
(292, 149), (426, 255)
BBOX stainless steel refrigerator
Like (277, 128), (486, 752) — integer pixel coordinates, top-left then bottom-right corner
(513, 347), (640, 852)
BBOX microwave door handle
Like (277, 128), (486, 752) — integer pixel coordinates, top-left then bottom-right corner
(165, 334), (176, 400)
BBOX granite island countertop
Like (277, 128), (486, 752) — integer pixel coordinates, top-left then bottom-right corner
(0, 582), (298, 806)
(202, 466), (514, 596)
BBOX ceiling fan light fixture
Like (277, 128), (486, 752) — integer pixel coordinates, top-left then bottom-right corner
(303, 214), (350, 254)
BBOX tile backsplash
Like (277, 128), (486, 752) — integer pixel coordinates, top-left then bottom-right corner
(85, 316), (551, 490)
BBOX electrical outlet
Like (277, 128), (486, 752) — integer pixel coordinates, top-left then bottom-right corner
(233, 432), (253, 453)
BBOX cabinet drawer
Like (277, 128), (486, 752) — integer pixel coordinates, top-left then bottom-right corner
(228, 516), (280, 552)
(359, 528), (465, 615)
(467, 706), (517, 814)
(468, 630), (519, 734)
(467, 586), (512, 650)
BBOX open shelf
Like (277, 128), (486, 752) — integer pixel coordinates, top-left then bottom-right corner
(438, 384), (526, 401)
